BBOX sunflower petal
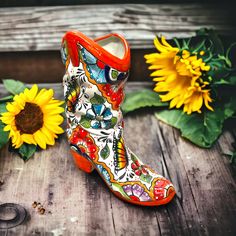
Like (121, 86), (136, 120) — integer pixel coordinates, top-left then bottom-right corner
(35, 89), (54, 106)
(27, 84), (38, 101)
(33, 130), (47, 149)
(40, 126), (55, 145)
(21, 134), (36, 145)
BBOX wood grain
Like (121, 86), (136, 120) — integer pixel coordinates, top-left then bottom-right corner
(0, 49), (153, 83)
(0, 82), (235, 235)
(0, 4), (235, 52)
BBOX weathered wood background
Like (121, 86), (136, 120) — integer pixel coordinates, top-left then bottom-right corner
(0, 4), (235, 51)
(0, 83), (235, 236)
(0, 4), (235, 83)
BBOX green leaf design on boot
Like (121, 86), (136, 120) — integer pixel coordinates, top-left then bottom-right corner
(111, 183), (130, 200)
(80, 116), (91, 128)
(90, 93), (105, 104)
(100, 143), (110, 159)
(140, 174), (152, 184)
(110, 117), (117, 128)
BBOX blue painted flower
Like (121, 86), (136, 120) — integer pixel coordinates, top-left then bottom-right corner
(81, 48), (106, 83)
(86, 104), (113, 129)
(97, 165), (111, 183)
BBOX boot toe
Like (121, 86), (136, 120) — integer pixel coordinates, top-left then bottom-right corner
(153, 178), (175, 205)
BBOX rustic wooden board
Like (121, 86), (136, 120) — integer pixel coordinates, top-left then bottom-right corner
(0, 83), (235, 236)
(0, 49), (153, 84)
(0, 4), (235, 52)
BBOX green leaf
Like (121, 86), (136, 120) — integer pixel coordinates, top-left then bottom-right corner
(0, 95), (13, 102)
(213, 76), (236, 86)
(80, 116), (91, 128)
(0, 120), (9, 149)
(173, 37), (181, 49)
(111, 183), (130, 200)
(155, 102), (235, 148)
(224, 96), (236, 119)
(121, 89), (168, 114)
(90, 93), (105, 104)
(0, 103), (7, 114)
(18, 144), (37, 161)
(100, 143), (110, 159)
(182, 38), (191, 49)
(3, 79), (27, 95)
(192, 39), (206, 53)
(196, 28), (224, 55)
(226, 42), (236, 67)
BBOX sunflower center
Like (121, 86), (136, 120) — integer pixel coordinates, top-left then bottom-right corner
(15, 102), (44, 134)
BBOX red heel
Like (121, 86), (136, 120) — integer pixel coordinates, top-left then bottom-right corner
(70, 149), (94, 173)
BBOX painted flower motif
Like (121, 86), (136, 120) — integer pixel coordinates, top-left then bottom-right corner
(81, 47), (106, 83)
(69, 126), (98, 160)
(97, 165), (111, 183)
(122, 184), (151, 202)
(153, 178), (173, 200)
(81, 47), (126, 110)
(131, 160), (148, 176)
(86, 104), (113, 129)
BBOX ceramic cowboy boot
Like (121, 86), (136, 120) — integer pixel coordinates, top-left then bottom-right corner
(61, 31), (175, 206)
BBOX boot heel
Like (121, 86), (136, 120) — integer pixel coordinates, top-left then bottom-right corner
(70, 149), (94, 173)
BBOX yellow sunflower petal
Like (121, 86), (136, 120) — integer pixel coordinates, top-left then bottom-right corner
(44, 123), (64, 134)
(25, 84), (38, 101)
(21, 134), (36, 145)
(6, 102), (21, 114)
(35, 89), (54, 106)
(48, 99), (64, 106)
(44, 115), (64, 124)
(33, 130), (47, 149)
(40, 126), (55, 146)
(191, 93), (203, 112)
(151, 69), (173, 77)
(3, 125), (12, 132)
(203, 93), (214, 111)
(11, 131), (21, 147)
(42, 106), (64, 115)
(0, 116), (15, 125)
(161, 36), (179, 52)
(154, 37), (169, 53)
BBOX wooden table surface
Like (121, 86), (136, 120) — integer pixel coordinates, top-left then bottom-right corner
(0, 82), (235, 236)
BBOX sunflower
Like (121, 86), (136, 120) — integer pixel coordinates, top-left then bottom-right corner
(145, 36), (213, 114)
(0, 85), (64, 149)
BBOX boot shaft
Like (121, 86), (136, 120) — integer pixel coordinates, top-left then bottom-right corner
(61, 31), (130, 131)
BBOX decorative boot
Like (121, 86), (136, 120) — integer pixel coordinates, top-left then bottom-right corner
(61, 31), (175, 206)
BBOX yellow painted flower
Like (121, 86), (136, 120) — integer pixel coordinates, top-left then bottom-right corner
(0, 85), (64, 149)
(145, 36), (213, 114)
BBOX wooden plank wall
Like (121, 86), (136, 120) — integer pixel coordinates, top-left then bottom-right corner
(0, 4), (235, 83)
